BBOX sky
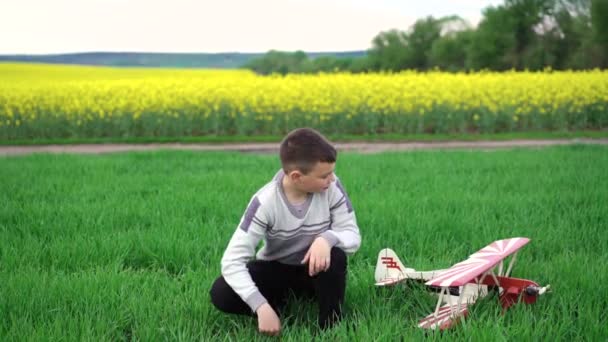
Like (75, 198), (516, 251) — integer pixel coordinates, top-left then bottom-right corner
(0, 0), (504, 54)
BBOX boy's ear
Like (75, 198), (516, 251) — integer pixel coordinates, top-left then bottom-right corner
(287, 170), (303, 182)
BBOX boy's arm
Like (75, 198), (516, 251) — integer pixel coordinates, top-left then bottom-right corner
(320, 177), (361, 253)
(221, 196), (271, 313)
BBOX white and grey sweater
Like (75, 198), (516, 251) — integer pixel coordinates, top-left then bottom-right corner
(220, 170), (361, 312)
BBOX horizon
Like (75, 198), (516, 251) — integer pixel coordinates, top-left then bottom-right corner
(0, 50), (367, 56)
(1, 0), (504, 55)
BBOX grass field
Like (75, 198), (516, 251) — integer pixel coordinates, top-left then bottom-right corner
(1, 146), (607, 340)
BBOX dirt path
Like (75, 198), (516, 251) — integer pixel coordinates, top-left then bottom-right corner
(1, 138), (607, 156)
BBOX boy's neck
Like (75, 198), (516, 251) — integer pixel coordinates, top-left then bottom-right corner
(281, 174), (309, 205)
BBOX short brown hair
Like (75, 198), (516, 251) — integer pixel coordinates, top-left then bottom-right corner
(279, 128), (337, 174)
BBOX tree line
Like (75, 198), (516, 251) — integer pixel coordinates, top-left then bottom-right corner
(244, 0), (608, 74)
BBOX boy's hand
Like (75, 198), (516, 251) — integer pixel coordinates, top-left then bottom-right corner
(256, 303), (281, 336)
(301, 236), (331, 276)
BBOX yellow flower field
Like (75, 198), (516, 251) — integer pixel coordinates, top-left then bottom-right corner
(1, 62), (606, 139)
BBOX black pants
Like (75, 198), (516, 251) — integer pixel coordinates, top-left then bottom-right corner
(210, 247), (347, 329)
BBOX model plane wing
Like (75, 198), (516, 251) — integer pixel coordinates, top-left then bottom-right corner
(426, 237), (530, 287)
(418, 303), (469, 330)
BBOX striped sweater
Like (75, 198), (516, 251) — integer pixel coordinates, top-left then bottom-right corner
(220, 169), (361, 312)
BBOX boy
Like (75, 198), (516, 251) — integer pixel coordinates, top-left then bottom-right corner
(210, 128), (361, 336)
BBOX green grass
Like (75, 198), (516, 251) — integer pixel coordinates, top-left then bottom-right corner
(1, 129), (607, 146)
(1, 146), (607, 340)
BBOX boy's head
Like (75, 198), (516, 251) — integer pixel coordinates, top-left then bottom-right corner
(280, 128), (337, 192)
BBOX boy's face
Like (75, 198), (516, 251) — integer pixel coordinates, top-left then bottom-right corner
(290, 161), (336, 193)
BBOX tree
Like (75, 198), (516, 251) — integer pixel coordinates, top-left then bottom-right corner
(405, 16), (444, 70)
(591, 0), (608, 66)
(242, 0), (604, 74)
(506, 0), (555, 68)
(430, 30), (474, 71)
(467, 6), (517, 70)
(428, 17), (473, 71)
(244, 50), (313, 75)
(367, 29), (409, 71)
(368, 16), (463, 71)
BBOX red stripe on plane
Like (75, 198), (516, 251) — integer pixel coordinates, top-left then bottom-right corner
(381, 257), (402, 271)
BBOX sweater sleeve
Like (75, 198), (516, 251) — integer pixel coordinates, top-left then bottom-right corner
(320, 177), (361, 254)
(220, 196), (270, 313)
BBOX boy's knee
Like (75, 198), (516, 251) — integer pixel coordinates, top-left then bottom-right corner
(328, 247), (347, 273)
(209, 276), (233, 313)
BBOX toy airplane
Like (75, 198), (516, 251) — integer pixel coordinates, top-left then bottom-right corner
(374, 237), (550, 330)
